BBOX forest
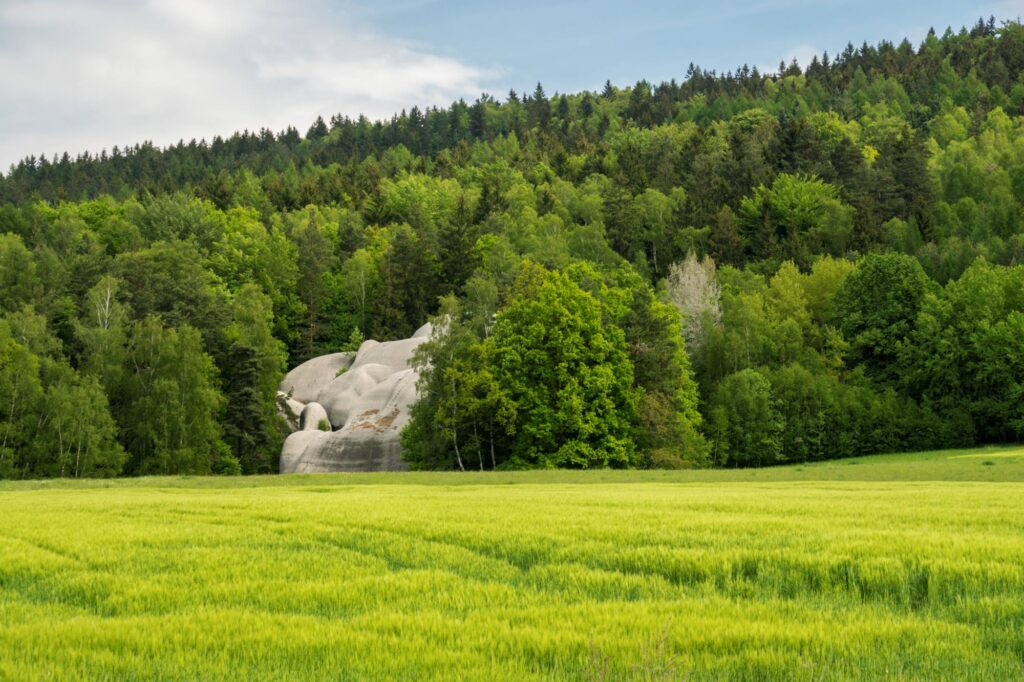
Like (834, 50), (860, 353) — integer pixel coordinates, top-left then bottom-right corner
(1, 17), (1023, 478)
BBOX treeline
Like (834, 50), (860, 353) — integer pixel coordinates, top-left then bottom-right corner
(5, 17), (1024, 207)
(695, 253), (1022, 465)
(1, 19), (1023, 477)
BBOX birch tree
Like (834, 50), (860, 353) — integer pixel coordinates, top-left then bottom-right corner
(665, 251), (722, 353)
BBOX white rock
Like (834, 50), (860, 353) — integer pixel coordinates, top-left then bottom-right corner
(290, 371), (419, 472)
(298, 402), (330, 432)
(317, 363), (393, 427)
(350, 336), (426, 374)
(280, 328), (428, 473)
(280, 430), (329, 473)
(278, 352), (354, 404)
(355, 339), (379, 355)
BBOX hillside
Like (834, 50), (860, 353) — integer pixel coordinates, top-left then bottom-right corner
(1, 18), (1023, 479)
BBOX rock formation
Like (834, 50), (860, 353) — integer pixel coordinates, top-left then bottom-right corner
(277, 323), (431, 473)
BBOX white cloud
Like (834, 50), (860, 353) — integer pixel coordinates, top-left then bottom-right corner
(0, 0), (493, 170)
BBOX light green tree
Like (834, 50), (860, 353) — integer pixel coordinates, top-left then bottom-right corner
(491, 263), (640, 468)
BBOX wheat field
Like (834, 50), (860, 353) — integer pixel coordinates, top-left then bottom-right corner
(1, 447), (1023, 680)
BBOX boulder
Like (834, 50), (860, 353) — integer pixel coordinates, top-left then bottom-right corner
(298, 402), (330, 432)
(278, 352), (354, 404)
(280, 430), (329, 473)
(288, 370), (419, 473)
(279, 327), (428, 473)
(349, 336), (426, 374)
(317, 363), (393, 427)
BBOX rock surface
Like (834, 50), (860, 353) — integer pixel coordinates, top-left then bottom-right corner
(298, 402), (330, 432)
(279, 352), (354, 403)
(277, 323), (431, 473)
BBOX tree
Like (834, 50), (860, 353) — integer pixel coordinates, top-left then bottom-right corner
(490, 264), (640, 468)
(830, 253), (931, 383)
(440, 342), (514, 470)
(292, 216), (333, 359)
(619, 282), (708, 467)
(232, 168), (274, 218)
(905, 259), (1024, 442)
(708, 205), (744, 265)
(528, 83), (551, 130)
(133, 194), (225, 253)
(0, 316), (124, 479)
(634, 189), (672, 275)
(116, 317), (227, 475)
(665, 252), (722, 354)
(437, 198), (479, 294)
(0, 320), (43, 478)
(223, 284), (286, 471)
(113, 240), (230, 356)
(708, 369), (783, 467)
(626, 80), (654, 126)
(227, 284), (287, 398)
(738, 173), (854, 263)
(76, 275), (130, 392)
(221, 344), (276, 474)
(402, 297), (515, 471)
(376, 225), (440, 339)
(27, 366), (125, 478)
(306, 115), (329, 141)
(0, 233), (39, 313)
(339, 248), (381, 336)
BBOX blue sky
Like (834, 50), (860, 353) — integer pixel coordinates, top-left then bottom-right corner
(0, 0), (1020, 169)
(363, 0), (1019, 94)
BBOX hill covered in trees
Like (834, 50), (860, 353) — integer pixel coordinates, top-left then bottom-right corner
(1, 18), (1023, 478)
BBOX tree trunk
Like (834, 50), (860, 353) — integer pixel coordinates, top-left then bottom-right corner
(452, 428), (465, 472)
(489, 424), (497, 471)
(474, 423), (483, 471)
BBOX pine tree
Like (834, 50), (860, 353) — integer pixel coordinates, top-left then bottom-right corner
(222, 343), (277, 474)
(306, 116), (329, 141)
(528, 83), (551, 129)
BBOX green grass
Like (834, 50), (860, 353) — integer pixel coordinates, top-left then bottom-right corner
(1, 446), (1023, 680)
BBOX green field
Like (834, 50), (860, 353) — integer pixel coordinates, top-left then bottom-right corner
(1, 447), (1023, 680)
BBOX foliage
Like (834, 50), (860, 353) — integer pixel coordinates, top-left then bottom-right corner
(741, 174), (855, 261)
(115, 317), (227, 475)
(405, 266), (645, 470)
(3, 19), (1024, 476)
(830, 253), (932, 383)
(708, 369), (783, 466)
(490, 265), (640, 468)
(665, 251), (721, 353)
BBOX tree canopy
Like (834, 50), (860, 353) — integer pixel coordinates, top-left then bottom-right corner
(2, 18), (1024, 478)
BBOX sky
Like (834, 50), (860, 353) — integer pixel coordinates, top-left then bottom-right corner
(1, 0), (1021, 171)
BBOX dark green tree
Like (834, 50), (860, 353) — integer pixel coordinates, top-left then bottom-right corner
(116, 317), (228, 475)
(376, 225), (440, 338)
(830, 253), (932, 383)
(708, 369), (783, 467)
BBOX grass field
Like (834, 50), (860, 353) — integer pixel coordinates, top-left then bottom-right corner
(1, 446), (1023, 680)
